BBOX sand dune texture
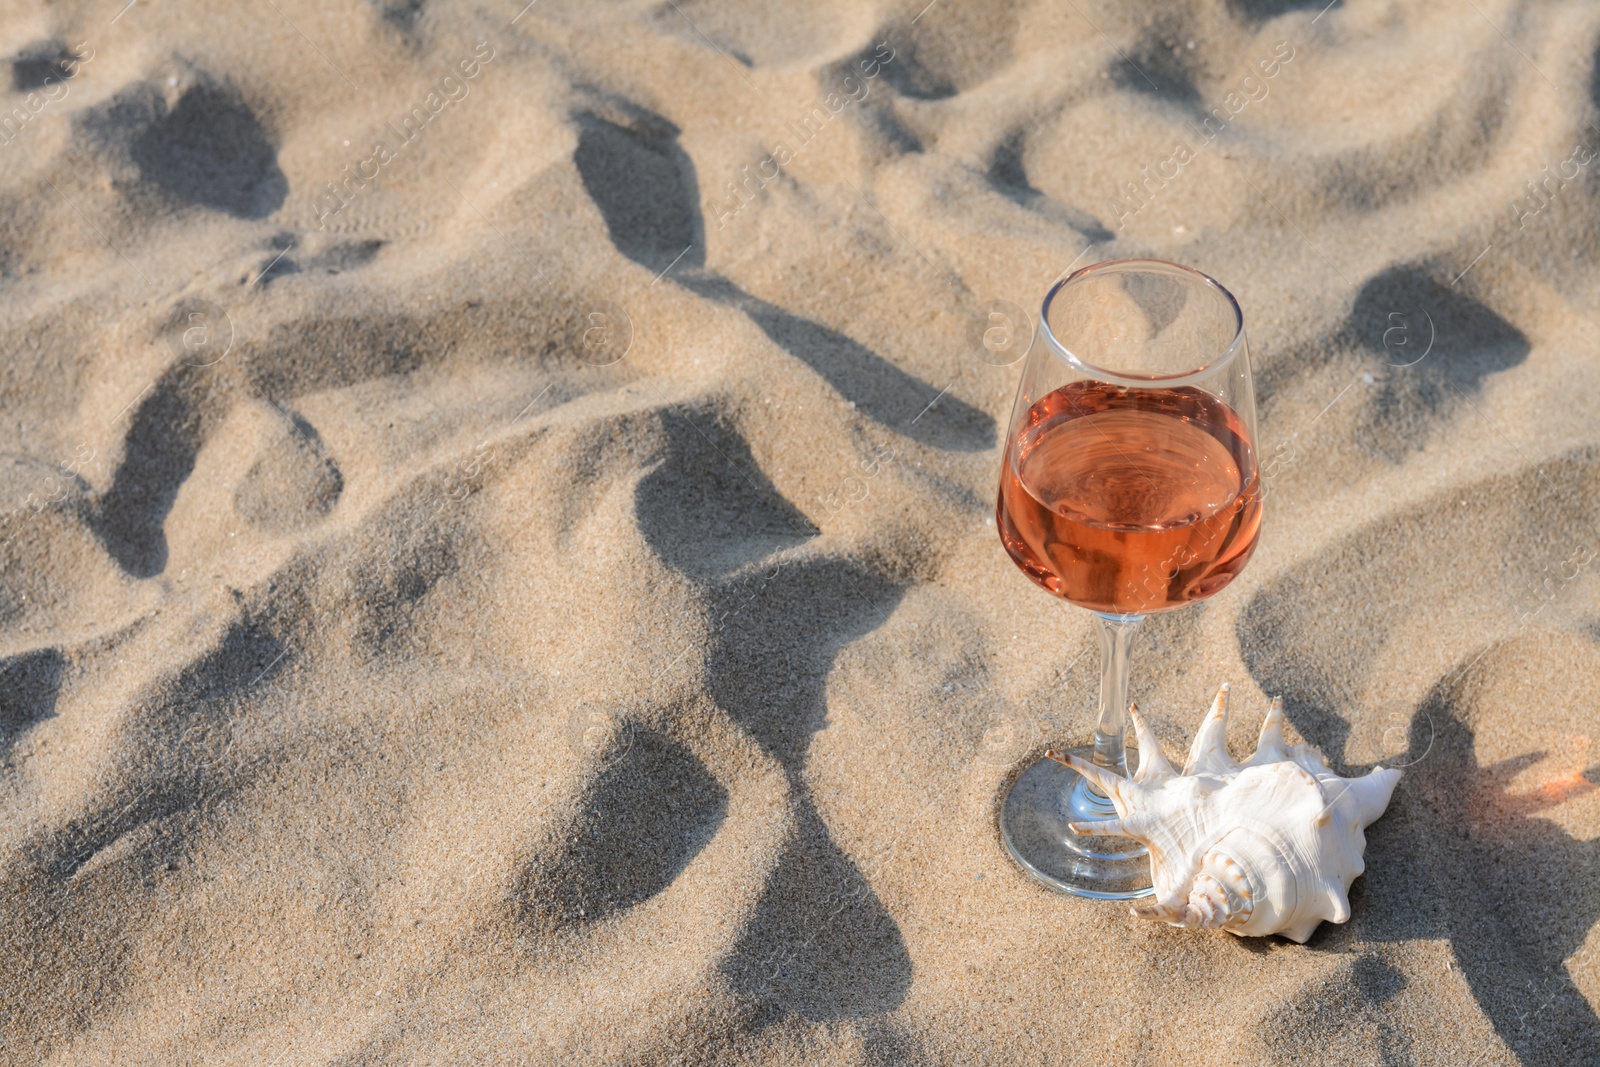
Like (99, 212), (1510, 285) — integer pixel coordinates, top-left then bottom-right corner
(1, 0), (1598, 1063)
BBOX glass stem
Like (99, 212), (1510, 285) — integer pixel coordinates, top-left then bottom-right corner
(1090, 612), (1144, 784)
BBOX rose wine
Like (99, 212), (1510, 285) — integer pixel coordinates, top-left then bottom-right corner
(997, 381), (1262, 614)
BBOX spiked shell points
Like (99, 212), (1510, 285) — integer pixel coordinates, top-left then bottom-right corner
(1046, 685), (1401, 943)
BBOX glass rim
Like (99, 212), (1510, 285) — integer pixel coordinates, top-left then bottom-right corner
(1038, 258), (1245, 387)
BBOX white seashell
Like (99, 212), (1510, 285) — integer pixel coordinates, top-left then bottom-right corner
(1047, 684), (1401, 943)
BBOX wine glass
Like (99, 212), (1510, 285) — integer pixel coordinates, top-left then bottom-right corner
(995, 259), (1262, 898)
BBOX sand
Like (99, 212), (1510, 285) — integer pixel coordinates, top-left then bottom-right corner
(0, 0), (1597, 1063)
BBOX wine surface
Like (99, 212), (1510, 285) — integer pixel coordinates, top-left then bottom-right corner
(996, 381), (1262, 613)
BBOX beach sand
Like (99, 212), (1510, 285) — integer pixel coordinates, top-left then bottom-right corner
(1, 0), (1597, 1063)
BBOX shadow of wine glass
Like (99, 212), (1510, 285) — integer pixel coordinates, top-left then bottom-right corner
(1389, 688), (1600, 1065)
(1232, 446), (1600, 1062)
(1235, 639), (1600, 1065)
(1229, 664), (1600, 1064)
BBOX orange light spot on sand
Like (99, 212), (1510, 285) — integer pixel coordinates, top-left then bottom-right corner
(1506, 736), (1596, 814)
(1535, 770), (1597, 804)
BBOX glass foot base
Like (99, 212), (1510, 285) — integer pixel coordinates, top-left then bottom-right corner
(1000, 744), (1154, 899)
